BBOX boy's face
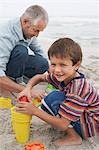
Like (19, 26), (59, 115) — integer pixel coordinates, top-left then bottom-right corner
(49, 56), (80, 84)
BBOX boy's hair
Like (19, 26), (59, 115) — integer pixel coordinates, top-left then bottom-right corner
(21, 5), (48, 25)
(48, 38), (82, 65)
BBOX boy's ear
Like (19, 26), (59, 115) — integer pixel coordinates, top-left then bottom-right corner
(74, 61), (81, 71)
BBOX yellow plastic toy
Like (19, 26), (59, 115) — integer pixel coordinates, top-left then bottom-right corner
(11, 106), (32, 144)
(32, 98), (42, 107)
(0, 97), (12, 108)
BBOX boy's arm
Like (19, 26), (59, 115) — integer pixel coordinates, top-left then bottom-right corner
(16, 101), (70, 130)
(34, 107), (71, 130)
(17, 73), (47, 101)
(27, 73), (47, 89)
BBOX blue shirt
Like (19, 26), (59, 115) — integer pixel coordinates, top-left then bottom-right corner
(0, 18), (46, 76)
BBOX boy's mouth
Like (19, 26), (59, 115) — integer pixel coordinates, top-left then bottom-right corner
(54, 74), (64, 79)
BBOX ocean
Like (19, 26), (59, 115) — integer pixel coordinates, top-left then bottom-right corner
(38, 16), (99, 65)
(41, 16), (99, 46)
(1, 16), (99, 43)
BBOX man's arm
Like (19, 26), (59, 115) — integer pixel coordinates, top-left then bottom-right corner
(0, 76), (25, 93)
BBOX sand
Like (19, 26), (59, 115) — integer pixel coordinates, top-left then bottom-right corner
(0, 40), (99, 150)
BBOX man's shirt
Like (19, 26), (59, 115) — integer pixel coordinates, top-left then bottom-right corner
(0, 18), (46, 77)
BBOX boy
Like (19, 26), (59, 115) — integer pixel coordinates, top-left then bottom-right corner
(16, 38), (99, 146)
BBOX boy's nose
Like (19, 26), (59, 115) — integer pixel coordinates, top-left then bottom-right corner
(54, 66), (61, 72)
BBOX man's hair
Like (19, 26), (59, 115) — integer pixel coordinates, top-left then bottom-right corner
(21, 5), (48, 25)
(48, 38), (82, 65)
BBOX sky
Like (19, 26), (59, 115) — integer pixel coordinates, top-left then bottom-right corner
(0, 0), (99, 19)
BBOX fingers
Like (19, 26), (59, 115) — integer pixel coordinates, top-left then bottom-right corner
(15, 106), (25, 113)
(16, 101), (26, 107)
(37, 90), (46, 99)
(16, 106), (25, 112)
(15, 101), (35, 115)
(16, 106), (25, 111)
(16, 102), (28, 113)
(27, 97), (32, 102)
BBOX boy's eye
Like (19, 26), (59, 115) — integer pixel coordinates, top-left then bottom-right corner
(61, 64), (68, 67)
(51, 64), (56, 67)
(51, 64), (55, 66)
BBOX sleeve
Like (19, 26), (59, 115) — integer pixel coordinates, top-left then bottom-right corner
(0, 19), (23, 77)
(46, 73), (60, 89)
(58, 93), (88, 121)
(28, 37), (47, 58)
(0, 32), (15, 77)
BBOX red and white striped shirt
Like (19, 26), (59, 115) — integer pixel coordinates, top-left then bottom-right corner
(46, 72), (99, 139)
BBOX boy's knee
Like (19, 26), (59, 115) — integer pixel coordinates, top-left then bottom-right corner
(45, 91), (65, 101)
(41, 91), (65, 115)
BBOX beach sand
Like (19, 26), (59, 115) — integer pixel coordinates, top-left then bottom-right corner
(0, 40), (99, 150)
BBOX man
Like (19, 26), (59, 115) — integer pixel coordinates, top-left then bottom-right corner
(0, 5), (49, 93)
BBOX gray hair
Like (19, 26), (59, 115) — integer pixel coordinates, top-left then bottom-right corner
(21, 5), (48, 25)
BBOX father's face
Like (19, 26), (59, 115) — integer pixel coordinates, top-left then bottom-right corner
(22, 19), (46, 39)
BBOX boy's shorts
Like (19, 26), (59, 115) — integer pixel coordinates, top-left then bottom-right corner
(40, 91), (83, 138)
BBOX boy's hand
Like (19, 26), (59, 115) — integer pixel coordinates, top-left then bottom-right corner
(15, 100), (37, 115)
(17, 87), (31, 102)
(31, 89), (46, 100)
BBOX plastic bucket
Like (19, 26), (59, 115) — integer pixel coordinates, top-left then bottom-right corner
(0, 97), (12, 108)
(11, 107), (32, 144)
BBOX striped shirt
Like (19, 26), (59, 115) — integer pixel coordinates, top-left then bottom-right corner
(46, 72), (99, 139)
